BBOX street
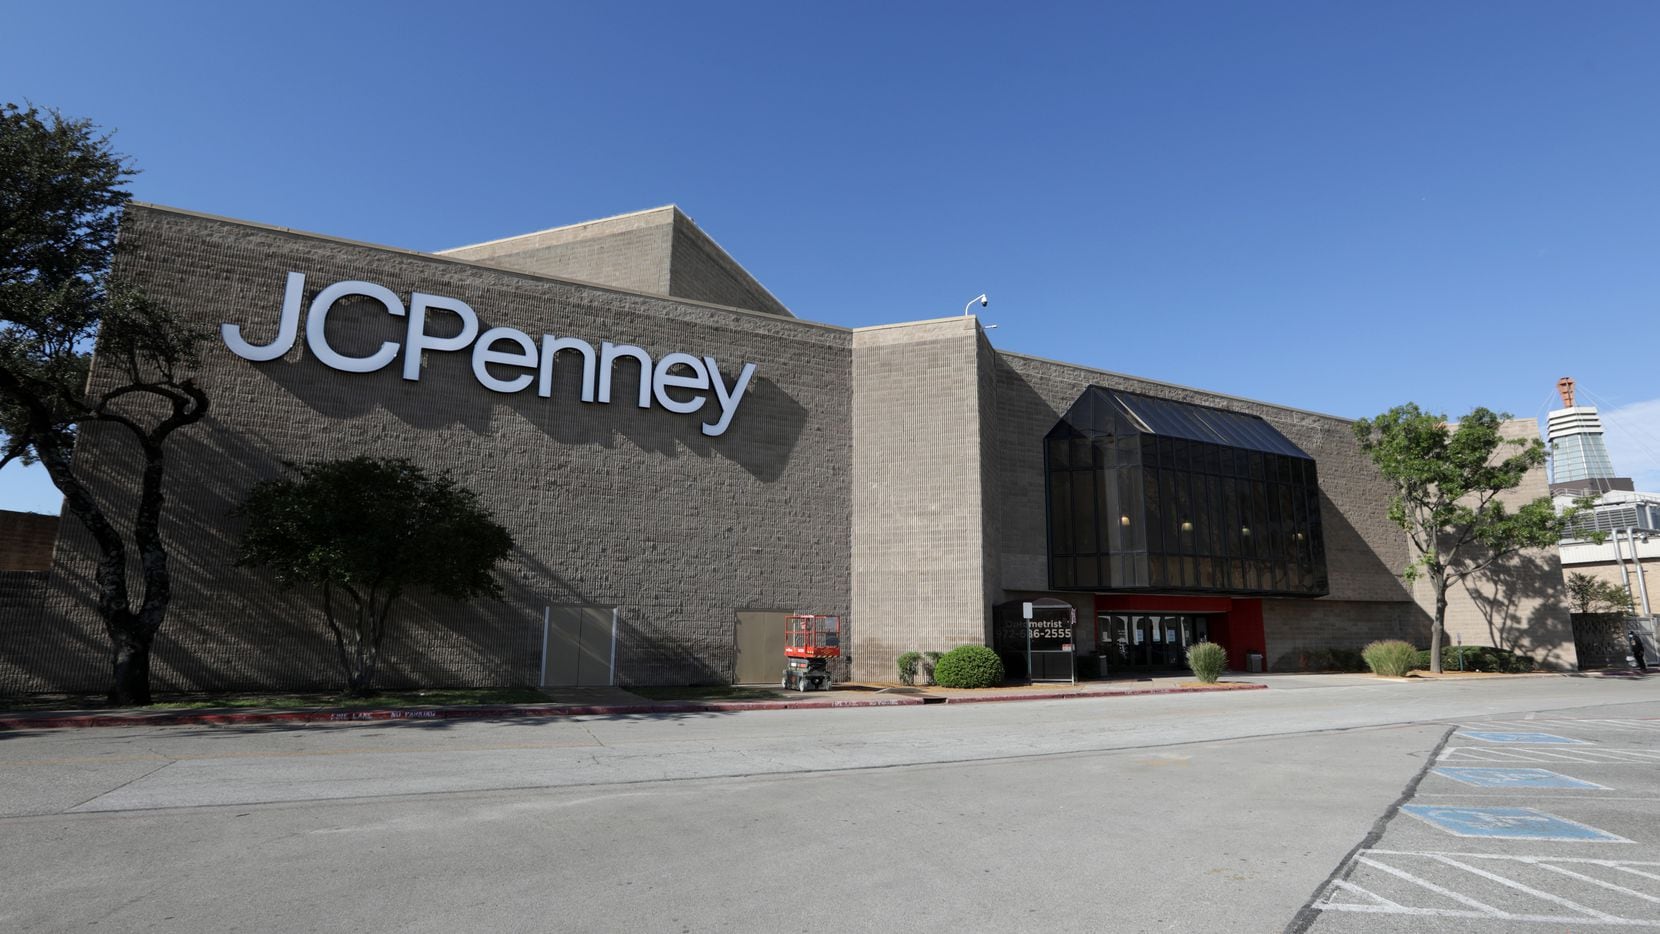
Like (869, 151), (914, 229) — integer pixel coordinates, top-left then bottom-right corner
(2, 674), (1657, 933)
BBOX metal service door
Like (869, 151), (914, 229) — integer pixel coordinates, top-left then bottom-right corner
(734, 611), (790, 684)
(540, 605), (617, 687)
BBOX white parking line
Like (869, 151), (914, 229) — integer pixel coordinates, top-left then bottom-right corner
(1419, 795), (1660, 802)
(1440, 746), (1660, 764)
(1423, 853), (1624, 922)
(1535, 862), (1660, 906)
(1314, 850), (1660, 926)
(1465, 719), (1660, 735)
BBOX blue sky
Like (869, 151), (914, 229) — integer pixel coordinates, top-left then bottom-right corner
(5, 1), (1660, 511)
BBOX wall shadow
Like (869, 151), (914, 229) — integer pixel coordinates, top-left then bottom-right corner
(1461, 550), (1575, 669)
(254, 309), (809, 484)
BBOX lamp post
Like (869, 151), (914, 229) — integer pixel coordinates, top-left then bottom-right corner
(1628, 527), (1653, 617)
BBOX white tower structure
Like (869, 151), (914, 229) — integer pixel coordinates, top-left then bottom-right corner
(1547, 377), (1620, 492)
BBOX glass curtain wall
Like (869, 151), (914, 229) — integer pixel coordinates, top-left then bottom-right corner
(1045, 388), (1329, 597)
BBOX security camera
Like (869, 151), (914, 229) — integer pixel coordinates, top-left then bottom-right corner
(977, 294), (989, 307)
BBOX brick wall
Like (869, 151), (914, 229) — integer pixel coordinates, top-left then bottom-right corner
(0, 571), (50, 693)
(3, 203), (1581, 691)
(1261, 599), (1426, 670)
(1558, 559), (1659, 616)
(1412, 418), (1577, 670)
(443, 206), (792, 318)
(0, 511), (58, 571)
(982, 351), (1415, 602)
(445, 216), (673, 296)
(668, 217), (791, 317)
(2, 204), (852, 693)
(849, 318), (989, 679)
(977, 349), (1445, 665)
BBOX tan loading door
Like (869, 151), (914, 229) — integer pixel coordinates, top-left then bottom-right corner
(734, 611), (789, 684)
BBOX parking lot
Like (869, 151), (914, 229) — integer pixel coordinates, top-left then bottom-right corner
(1301, 713), (1660, 931)
(2, 675), (1656, 932)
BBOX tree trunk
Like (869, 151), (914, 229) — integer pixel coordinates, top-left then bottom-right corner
(108, 626), (153, 706)
(1430, 575), (1448, 675)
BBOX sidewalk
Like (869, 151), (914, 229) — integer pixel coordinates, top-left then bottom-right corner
(10, 669), (1629, 731)
(0, 675), (1266, 730)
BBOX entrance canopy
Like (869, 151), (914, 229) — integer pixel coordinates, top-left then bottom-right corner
(1045, 387), (1329, 596)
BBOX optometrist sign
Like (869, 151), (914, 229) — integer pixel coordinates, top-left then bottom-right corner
(222, 273), (758, 437)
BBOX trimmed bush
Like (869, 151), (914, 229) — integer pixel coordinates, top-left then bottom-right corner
(1186, 642), (1228, 683)
(1362, 640), (1419, 677)
(1414, 645), (1535, 673)
(933, 645), (1005, 689)
(896, 651), (921, 686)
(921, 650), (944, 685)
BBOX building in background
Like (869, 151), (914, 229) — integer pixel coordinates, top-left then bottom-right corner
(0, 206), (1581, 692)
(1547, 377), (1628, 496)
(1550, 377), (1660, 620)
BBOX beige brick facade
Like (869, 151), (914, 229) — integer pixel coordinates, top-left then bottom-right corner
(0, 205), (1580, 692)
(849, 318), (991, 680)
(5, 205), (850, 693)
(0, 511), (58, 572)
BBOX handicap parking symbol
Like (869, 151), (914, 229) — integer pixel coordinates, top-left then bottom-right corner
(1459, 731), (1590, 745)
(1401, 805), (1627, 842)
(1432, 767), (1607, 790)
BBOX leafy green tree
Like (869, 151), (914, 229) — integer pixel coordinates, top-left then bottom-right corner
(1565, 572), (1633, 615)
(0, 103), (209, 705)
(234, 457), (515, 695)
(1354, 405), (1572, 673)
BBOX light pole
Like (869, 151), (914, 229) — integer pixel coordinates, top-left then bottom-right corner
(1628, 527), (1653, 616)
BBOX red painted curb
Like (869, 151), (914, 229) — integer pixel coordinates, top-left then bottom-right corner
(0, 683), (1263, 730)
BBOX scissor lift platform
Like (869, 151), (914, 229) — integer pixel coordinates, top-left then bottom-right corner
(782, 614), (841, 692)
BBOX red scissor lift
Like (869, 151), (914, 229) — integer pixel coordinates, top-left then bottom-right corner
(782, 614), (841, 692)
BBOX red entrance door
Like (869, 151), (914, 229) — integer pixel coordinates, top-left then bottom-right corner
(1093, 595), (1265, 672)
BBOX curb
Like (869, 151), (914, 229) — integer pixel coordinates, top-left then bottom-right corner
(932, 682), (1266, 705)
(0, 682), (1264, 731)
(0, 695), (930, 730)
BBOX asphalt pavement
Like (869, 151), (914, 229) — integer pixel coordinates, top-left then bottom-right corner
(1, 674), (1656, 933)
(1297, 706), (1660, 932)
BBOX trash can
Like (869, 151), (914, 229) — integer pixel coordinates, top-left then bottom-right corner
(1246, 652), (1264, 673)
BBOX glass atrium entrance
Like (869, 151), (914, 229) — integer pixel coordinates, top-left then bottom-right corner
(1097, 613), (1217, 671)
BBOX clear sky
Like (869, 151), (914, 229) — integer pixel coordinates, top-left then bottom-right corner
(5, 1), (1660, 512)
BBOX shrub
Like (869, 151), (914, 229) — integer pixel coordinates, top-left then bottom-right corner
(1362, 640), (1419, 678)
(1326, 648), (1367, 672)
(1434, 645), (1536, 673)
(1277, 647), (1369, 673)
(921, 650), (944, 685)
(1186, 642), (1227, 683)
(896, 651), (921, 686)
(933, 645), (1005, 689)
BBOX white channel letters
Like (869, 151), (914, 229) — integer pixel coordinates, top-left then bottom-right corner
(222, 272), (758, 437)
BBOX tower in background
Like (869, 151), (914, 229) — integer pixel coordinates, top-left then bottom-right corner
(1547, 376), (1628, 496)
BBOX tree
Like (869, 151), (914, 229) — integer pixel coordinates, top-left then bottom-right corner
(1565, 572), (1633, 615)
(1354, 405), (1571, 674)
(233, 457), (515, 695)
(0, 103), (209, 705)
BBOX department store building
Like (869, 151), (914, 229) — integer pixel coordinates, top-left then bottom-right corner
(0, 205), (1577, 692)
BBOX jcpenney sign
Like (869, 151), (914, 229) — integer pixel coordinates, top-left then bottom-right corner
(222, 273), (758, 436)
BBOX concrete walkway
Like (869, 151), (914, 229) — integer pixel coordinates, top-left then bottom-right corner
(0, 674), (1271, 730)
(3, 669), (1642, 731)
